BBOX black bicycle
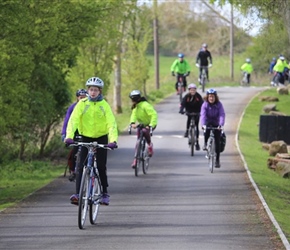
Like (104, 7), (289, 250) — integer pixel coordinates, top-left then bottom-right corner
(69, 141), (112, 229)
(129, 124), (152, 177)
(196, 65), (211, 93)
(186, 112), (199, 156)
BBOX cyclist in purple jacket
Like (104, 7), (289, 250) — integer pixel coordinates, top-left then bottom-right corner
(200, 88), (225, 168)
(61, 89), (87, 180)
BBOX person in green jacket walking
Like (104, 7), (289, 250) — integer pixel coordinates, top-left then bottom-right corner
(240, 58), (254, 84)
(129, 90), (158, 168)
(171, 53), (191, 94)
(65, 77), (118, 206)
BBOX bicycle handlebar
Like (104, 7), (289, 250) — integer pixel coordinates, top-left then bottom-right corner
(128, 124), (153, 136)
(68, 141), (113, 150)
(185, 112), (200, 116)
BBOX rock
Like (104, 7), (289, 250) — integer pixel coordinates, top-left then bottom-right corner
(263, 104), (276, 113)
(277, 87), (289, 95)
(269, 111), (286, 116)
(276, 162), (290, 177)
(269, 140), (288, 156)
(259, 96), (279, 102)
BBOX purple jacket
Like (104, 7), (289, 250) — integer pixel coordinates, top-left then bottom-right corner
(61, 102), (77, 136)
(200, 101), (225, 127)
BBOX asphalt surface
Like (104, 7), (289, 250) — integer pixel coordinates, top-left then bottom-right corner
(0, 86), (284, 250)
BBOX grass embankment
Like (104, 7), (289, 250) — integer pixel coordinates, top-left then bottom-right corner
(239, 87), (290, 240)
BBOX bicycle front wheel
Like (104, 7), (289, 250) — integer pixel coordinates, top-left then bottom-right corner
(190, 127), (195, 157)
(89, 173), (102, 225)
(142, 146), (150, 174)
(201, 77), (206, 93)
(135, 139), (142, 177)
(78, 167), (90, 229)
(208, 139), (215, 173)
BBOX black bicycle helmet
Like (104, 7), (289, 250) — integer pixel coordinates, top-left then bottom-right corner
(129, 90), (141, 102)
(76, 89), (87, 97)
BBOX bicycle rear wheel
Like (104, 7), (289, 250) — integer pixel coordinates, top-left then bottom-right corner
(208, 139), (215, 173)
(78, 167), (90, 229)
(190, 127), (195, 156)
(142, 146), (150, 174)
(89, 174), (102, 225)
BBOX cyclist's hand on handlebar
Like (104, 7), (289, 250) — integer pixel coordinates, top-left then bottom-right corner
(64, 138), (74, 145)
(131, 123), (137, 129)
(179, 110), (185, 114)
(195, 63), (200, 67)
(209, 64), (212, 68)
(171, 71), (175, 76)
(202, 125), (206, 130)
(183, 71), (190, 77)
(218, 125), (223, 130)
(107, 142), (118, 149)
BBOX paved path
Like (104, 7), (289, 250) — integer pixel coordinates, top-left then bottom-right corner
(0, 87), (284, 250)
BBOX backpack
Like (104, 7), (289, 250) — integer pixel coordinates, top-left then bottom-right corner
(220, 132), (226, 153)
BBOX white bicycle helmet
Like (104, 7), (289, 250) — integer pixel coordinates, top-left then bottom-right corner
(188, 83), (197, 89)
(85, 77), (104, 88)
(246, 58), (251, 63)
(129, 90), (141, 102)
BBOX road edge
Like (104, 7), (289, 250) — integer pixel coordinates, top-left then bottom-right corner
(235, 89), (290, 250)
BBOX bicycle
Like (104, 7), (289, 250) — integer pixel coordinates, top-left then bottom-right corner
(69, 141), (112, 229)
(240, 71), (248, 86)
(196, 65), (211, 93)
(203, 126), (220, 173)
(186, 112), (199, 157)
(129, 124), (152, 177)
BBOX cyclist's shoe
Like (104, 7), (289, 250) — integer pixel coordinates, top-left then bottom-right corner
(202, 144), (207, 151)
(100, 193), (110, 206)
(70, 194), (79, 205)
(184, 130), (188, 137)
(131, 159), (137, 168)
(195, 143), (200, 151)
(68, 172), (76, 182)
(215, 160), (221, 168)
(148, 143), (154, 157)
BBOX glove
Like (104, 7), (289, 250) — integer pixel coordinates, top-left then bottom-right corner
(107, 142), (118, 149)
(218, 125), (223, 130)
(202, 125), (206, 130)
(195, 63), (199, 67)
(171, 71), (175, 76)
(179, 110), (185, 114)
(209, 64), (212, 68)
(187, 71), (190, 76)
(64, 138), (74, 145)
(61, 134), (65, 142)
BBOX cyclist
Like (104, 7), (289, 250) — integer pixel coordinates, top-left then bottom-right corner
(268, 57), (276, 74)
(61, 89), (87, 181)
(200, 88), (225, 168)
(196, 43), (212, 82)
(240, 58), (253, 84)
(129, 90), (158, 168)
(65, 77), (118, 206)
(179, 83), (203, 150)
(272, 56), (289, 85)
(170, 53), (191, 94)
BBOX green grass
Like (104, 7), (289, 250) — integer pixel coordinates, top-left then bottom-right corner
(238, 88), (290, 240)
(0, 161), (64, 210)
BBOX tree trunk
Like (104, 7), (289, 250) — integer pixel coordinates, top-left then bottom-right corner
(113, 54), (122, 114)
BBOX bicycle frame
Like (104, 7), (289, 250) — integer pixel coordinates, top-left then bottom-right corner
(204, 127), (219, 173)
(177, 74), (186, 103)
(200, 66), (207, 93)
(69, 141), (111, 229)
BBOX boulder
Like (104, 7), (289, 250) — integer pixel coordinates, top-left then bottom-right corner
(269, 140), (288, 156)
(263, 104), (276, 113)
(277, 87), (289, 95)
(269, 111), (286, 116)
(259, 96), (279, 102)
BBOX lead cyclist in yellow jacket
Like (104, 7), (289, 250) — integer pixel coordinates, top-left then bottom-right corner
(65, 77), (118, 206)
(171, 53), (191, 94)
(129, 90), (158, 168)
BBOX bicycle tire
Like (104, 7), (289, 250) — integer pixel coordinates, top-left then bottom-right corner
(190, 127), (195, 156)
(78, 167), (90, 229)
(142, 142), (150, 174)
(89, 173), (102, 225)
(179, 86), (183, 103)
(201, 76), (205, 93)
(208, 138), (215, 173)
(135, 139), (142, 177)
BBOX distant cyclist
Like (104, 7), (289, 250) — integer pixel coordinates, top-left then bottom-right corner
(268, 57), (277, 74)
(129, 90), (158, 168)
(179, 83), (203, 150)
(272, 55), (288, 85)
(170, 53), (191, 94)
(196, 43), (212, 82)
(200, 88), (225, 168)
(240, 58), (254, 84)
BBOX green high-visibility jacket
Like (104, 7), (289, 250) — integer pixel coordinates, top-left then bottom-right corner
(170, 59), (191, 74)
(130, 100), (158, 127)
(66, 97), (118, 142)
(241, 63), (253, 73)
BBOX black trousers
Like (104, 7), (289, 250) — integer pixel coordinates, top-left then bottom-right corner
(75, 134), (108, 194)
